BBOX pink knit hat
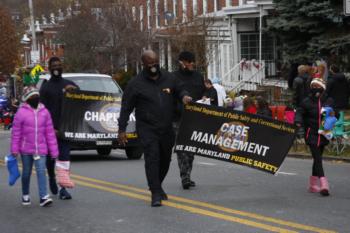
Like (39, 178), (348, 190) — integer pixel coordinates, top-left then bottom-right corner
(310, 78), (326, 90)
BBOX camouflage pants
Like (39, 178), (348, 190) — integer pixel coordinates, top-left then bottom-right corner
(177, 152), (194, 182)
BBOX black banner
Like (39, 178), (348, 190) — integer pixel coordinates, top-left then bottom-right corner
(175, 103), (297, 174)
(60, 90), (136, 143)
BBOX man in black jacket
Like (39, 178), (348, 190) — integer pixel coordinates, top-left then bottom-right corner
(325, 65), (349, 111)
(40, 56), (77, 200)
(118, 50), (191, 207)
(172, 51), (206, 190)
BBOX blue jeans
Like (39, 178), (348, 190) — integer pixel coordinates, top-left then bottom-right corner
(21, 155), (48, 199)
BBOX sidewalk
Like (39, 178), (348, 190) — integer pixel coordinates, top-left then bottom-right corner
(288, 153), (350, 163)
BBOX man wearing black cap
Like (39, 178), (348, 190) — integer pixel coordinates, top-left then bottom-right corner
(173, 51), (206, 189)
(118, 50), (191, 207)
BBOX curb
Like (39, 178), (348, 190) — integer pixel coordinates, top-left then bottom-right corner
(288, 153), (350, 163)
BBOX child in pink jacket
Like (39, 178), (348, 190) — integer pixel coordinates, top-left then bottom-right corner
(11, 86), (59, 207)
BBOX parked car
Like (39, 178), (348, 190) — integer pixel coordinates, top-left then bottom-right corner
(37, 73), (143, 159)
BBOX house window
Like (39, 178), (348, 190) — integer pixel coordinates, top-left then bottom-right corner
(164, 0), (168, 25)
(214, 0), (218, 11)
(225, 0), (232, 7)
(193, 0), (198, 16)
(182, 0), (187, 23)
(155, 0), (160, 28)
(173, 0), (177, 18)
(132, 6), (136, 21)
(203, 0), (208, 14)
(239, 33), (275, 61)
(147, 0), (151, 29)
(140, 5), (144, 31)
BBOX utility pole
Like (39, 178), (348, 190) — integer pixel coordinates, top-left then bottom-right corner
(29, 0), (37, 51)
(29, 0), (39, 65)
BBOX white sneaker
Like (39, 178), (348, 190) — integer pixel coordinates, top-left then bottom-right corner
(22, 195), (31, 206)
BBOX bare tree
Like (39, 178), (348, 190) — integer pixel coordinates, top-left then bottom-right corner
(58, 6), (109, 72)
(98, 0), (148, 73)
(0, 6), (20, 74)
(162, 17), (215, 75)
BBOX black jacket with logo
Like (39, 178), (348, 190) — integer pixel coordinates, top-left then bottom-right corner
(39, 76), (77, 130)
(118, 70), (188, 143)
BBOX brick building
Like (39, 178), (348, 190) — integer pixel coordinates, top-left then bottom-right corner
(128, 0), (281, 91)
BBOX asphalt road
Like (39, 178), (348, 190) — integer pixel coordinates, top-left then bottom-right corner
(0, 130), (349, 233)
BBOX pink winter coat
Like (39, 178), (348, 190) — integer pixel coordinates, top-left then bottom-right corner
(11, 103), (59, 158)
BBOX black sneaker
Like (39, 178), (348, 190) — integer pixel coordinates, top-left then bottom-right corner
(22, 196), (31, 206)
(182, 179), (191, 190)
(151, 194), (162, 207)
(49, 178), (58, 195)
(40, 195), (53, 207)
(160, 189), (168, 200)
(189, 180), (196, 187)
(59, 188), (72, 200)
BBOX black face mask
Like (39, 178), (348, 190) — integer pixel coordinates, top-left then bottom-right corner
(310, 88), (324, 97)
(146, 64), (160, 77)
(27, 96), (40, 109)
(50, 68), (63, 79)
(181, 66), (194, 75)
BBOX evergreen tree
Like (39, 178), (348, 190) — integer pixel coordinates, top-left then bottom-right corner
(267, 0), (350, 69)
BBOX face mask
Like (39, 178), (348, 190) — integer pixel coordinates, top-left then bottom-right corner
(146, 64), (160, 77)
(311, 88), (324, 97)
(183, 67), (194, 75)
(27, 96), (40, 109)
(50, 68), (63, 78)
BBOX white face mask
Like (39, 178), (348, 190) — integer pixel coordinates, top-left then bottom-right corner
(53, 70), (60, 76)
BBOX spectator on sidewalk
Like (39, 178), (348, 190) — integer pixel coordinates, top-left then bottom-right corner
(256, 96), (272, 118)
(203, 79), (218, 106)
(211, 77), (227, 107)
(293, 65), (311, 108)
(325, 64), (350, 111)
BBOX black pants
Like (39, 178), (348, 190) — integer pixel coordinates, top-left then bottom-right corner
(143, 131), (175, 194)
(46, 139), (71, 180)
(309, 145), (325, 177)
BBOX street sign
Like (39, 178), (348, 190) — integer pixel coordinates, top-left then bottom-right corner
(30, 50), (40, 64)
(345, 0), (350, 16)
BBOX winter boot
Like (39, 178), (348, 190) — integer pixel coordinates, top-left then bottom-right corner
(308, 176), (320, 193)
(319, 177), (330, 196)
(56, 161), (74, 188)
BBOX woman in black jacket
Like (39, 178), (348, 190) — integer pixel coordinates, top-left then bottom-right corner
(295, 78), (333, 196)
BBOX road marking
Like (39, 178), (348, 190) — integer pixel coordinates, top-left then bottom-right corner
(197, 162), (217, 166)
(276, 172), (297, 176)
(71, 174), (337, 233)
(0, 162), (337, 233)
(73, 179), (298, 233)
